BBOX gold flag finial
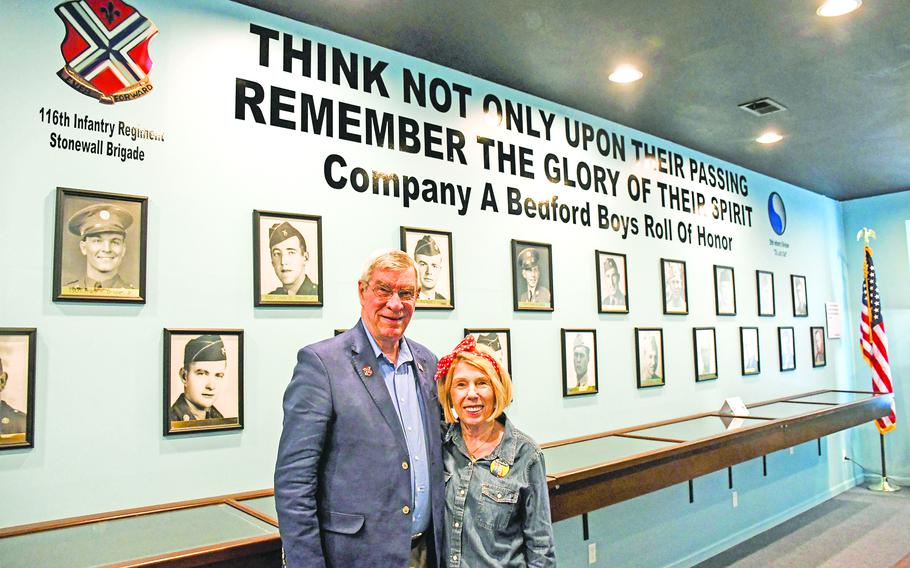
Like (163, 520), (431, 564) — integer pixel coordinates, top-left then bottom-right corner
(856, 227), (876, 245)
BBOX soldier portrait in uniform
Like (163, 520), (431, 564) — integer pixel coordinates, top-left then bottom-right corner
(53, 187), (147, 303)
(164, 329), (243, 435)
(511, 240), (554, 311)
(254, 211), (323, 307)
(811, 326), (827, 367)
(757, 270), (776, 316)
(778, 326), (796, 372)
(636, 328), (665, 388)
(714, 265), (736, 316)
(791, 274), (808, 317)
(400, 227), (454, 309)
(693, 327), (718, 381)
(0, 328), (36, 450)
(596, 251), (629, 313)
(740, 327), (761, 375)
(562, 329), (598, 396)
(661, 259), (688, 315)
(464, 328), (512, 375)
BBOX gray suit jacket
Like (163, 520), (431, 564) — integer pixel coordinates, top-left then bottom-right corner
(275, 320), (443, 567)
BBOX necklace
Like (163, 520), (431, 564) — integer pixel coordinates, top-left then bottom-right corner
(464, 423), (503, 461)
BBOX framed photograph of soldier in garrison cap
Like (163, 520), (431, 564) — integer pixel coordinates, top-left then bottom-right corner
(661, 259), (688, 315)
(0, 328), (36, 451)
(163, 329), (243, 436)
(511, 240), (554, 312)
(740, 326), (761, 375)
(714, 265), (736, 316)
(253, 211), (323, 307)
(561, 329), (598, 396)
(464, 328), (512, 375)
(400, 227), (454, 309)
(596, 251), (629, 313)
(53, 187), (148, 303)
(635, 328), (665, 388)
(693, 327), (718, 382)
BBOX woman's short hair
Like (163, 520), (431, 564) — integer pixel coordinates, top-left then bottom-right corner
(359, 249), (420, 291)
(437, 344), (512, 424)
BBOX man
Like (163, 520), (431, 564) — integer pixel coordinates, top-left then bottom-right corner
(600, 257), (626, 309)
(813, 329), (826, 365)
(169, 335), (226, 422)
(781, 332), (795, 370)
(664, 262), (686, 310)
(743, 336), (759, 373)
(717, 269), (735, 313)
(64, 203), (134, 290)
(413, 235), (446, 302)
(697, 344), (716, 377)
(269, 222), (318, 296)
(640, 335), (662, 384)
(569, 334), (594, 393)
(0, 357), (27, 436)
(517, 247), (550, 305)
(275, 250), (443, 568)
(794, 278), (807, 315)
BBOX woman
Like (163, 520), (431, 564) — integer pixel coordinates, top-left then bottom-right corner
(435, 335), (556, 567)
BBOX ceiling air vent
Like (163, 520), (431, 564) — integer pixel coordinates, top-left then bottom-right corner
(738, 97), (787, 116)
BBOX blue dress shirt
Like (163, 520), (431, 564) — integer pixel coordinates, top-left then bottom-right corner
(365, 330), (431, 536)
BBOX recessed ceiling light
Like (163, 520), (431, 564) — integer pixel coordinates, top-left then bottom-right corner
(756, 131), (783, 144)
(609, 64), (643, 84)
(816, 0), (862, 17)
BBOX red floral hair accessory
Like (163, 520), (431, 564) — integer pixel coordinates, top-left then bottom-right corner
(434, 335), (501, 382)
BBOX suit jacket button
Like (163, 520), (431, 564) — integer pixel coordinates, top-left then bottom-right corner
(402, 506), (410, 514)
(402, 461), (409, 470)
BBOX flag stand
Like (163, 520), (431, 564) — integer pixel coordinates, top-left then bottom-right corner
(868, 433), (901, 492)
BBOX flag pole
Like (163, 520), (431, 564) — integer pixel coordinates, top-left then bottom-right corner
(868, 433), (901, 492)
(856, 228), (901, 493)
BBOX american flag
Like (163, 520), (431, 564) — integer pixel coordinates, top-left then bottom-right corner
(860, 245), (896, 433)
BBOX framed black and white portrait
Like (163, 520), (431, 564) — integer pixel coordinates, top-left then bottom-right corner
(661, 259), (688, 315)
(693, 327), (718, 382)
(401, 227), (454, 310)
(596, 251), (629, 313)
(511, 240), (554, 312)
(561, 329), (598, 396)
(791, 275), (808, 317)
(0, 329), (36, 450)
(253, 210), (323, 307)
(740, 327), (760, 375)
(778, 326), (796, 372)
(635, 328), (665, 388)
(756, 270), (775, 317)
(464, 329), (512, 375)
(164, 329), (244, 436)
(811, 326), (827, 367)
(53, 187), (147, 303)
(714, 265), (736, 316)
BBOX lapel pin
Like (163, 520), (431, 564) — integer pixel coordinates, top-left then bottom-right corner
(362, 365), (374, 377)
(490, 459), (510, 478)
(417, 362), (425, 373)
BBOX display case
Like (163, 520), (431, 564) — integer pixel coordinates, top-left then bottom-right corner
(0, 490), (281, 568)
(541, 389), (892, 521)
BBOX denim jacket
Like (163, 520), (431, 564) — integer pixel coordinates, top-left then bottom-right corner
(443, 414), (556, 567)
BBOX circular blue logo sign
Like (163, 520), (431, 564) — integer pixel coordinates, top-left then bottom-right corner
(768, 192), (786, 235)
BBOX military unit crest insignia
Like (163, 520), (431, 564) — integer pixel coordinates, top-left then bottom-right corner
(54, 0), (158, 104)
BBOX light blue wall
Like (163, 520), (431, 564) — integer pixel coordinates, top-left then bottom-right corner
(841, 191), (910, 484)
(0, 1), (871, 565)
